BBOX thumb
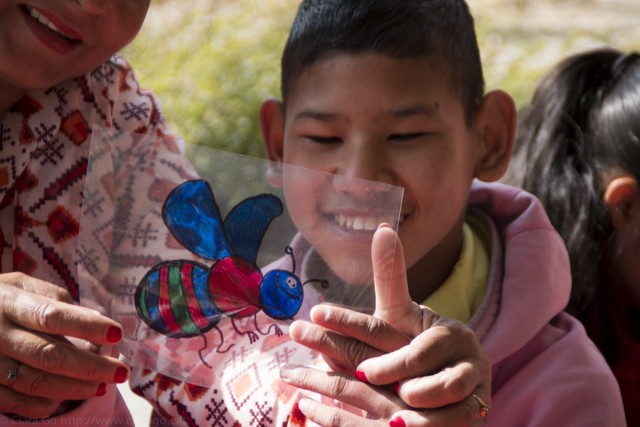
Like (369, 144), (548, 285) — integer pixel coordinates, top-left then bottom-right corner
(372, 224), (419, 335)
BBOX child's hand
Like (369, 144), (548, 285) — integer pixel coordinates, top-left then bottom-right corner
(284, 224), (491, 426)
(366, 224), (491, 413)
(0, 273), (129, 419)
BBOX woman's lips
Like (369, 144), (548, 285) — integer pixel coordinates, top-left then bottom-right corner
(22, 5), (82, 54)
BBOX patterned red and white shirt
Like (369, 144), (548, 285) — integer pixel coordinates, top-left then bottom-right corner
(0, 54), (179, 292)
(0, 54), (355, 427)
(0, 54), (195, 426)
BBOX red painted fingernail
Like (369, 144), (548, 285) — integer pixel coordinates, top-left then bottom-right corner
(393, 381), (400, 394)
(355, 369), (369, 383)
(106, 327), (122, 343)
(96, 383), (107, 396)
(389, 416), (406, 427)
(114, 367), (129, 383)
(290, 401), (307, 424)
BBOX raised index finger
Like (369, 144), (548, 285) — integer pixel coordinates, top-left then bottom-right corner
(372, 224), (422, 336)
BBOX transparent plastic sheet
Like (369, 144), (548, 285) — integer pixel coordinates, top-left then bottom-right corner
(78, 127), (403, 386)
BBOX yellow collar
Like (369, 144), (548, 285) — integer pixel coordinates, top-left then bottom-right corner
(421, 215), (491, 323)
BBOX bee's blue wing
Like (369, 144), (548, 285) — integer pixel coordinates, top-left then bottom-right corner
(224, 194), (283, 265)
(162, 179), (232, 261)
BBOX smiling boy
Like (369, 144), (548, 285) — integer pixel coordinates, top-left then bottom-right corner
(262, 52), (505, 305)
(261, 0), (515, 312)
(257, 0), (627, 425)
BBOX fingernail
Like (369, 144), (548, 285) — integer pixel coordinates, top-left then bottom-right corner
(96, 383), (107, 396)
(290, 400), (307, 423)
(106, 327), (122, 343)
(389, 416), (406, 427)
(377, 223), (391, 230)
(393, 381), (400, 394)
(310, 305), (329, 321)
(288, 322), (309, 341)
(114, 367), (129, 383)
(355, 369), (369, 383)
(297, 398), (313, 414)
(279, 363), (294, 382)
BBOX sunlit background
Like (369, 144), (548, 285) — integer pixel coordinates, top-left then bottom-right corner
(123, 0), (640, 158)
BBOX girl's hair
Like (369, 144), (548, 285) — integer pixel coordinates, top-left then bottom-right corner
(504, 47), (640, 360)
(280, 0), (484, 124)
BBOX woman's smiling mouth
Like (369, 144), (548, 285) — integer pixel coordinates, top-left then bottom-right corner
(24, 5), (81, 42)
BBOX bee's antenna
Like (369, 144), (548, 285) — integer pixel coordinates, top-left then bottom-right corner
(303, 278), (330, 289)
(285, 246), (295, 274)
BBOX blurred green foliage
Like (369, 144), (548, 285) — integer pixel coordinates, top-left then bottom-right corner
(124, 0), (640, 155)
(124, 0), (298, 157)
(470, 0), (640, 108)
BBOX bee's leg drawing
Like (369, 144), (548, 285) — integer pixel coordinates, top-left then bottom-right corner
(212, 326), (234, 354)
(198, 333), (213, 368)
(231, 318), (259, 344)
(254, 316), (283, 337)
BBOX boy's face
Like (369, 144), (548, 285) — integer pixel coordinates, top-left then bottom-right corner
(263, 53), (489, 292)
(0, 0), (150, 92)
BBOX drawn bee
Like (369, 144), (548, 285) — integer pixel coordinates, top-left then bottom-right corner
(134, 179), (325, 364)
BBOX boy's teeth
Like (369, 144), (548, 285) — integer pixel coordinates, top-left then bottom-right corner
(336, 214), (385, 231)
(28, 6), (75, 40)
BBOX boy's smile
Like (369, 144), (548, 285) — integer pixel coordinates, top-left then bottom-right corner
(274, 162), (404, 287)
(263, 52), (487, 298)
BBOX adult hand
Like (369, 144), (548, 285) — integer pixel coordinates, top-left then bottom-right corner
(281, 224), (491, 426)
(0, 273), (129, 419)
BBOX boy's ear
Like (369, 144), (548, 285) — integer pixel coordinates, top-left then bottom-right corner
(473, 90), (517, 182)
(604, 176), (640, 231)
(259, 99), (286, 187)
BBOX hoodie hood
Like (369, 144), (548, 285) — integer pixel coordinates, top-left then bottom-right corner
(467, 181), (571, 364)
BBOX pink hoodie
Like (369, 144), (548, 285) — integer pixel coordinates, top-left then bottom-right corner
(467, 181), (625, 426)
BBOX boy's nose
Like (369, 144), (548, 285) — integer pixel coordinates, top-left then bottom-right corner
(332, 147), (395, 193)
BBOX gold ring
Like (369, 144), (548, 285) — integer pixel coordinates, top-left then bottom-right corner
(471, 394), (489, 419)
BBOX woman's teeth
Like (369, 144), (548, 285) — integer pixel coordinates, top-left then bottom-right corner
(27, 6), (76, 41)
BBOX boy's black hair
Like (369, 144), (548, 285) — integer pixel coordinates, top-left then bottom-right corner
(281, 0), (485, 123)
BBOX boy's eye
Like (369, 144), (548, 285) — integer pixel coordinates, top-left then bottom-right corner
(304, 136), (342, 144)
(389, 132), (428, 142)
